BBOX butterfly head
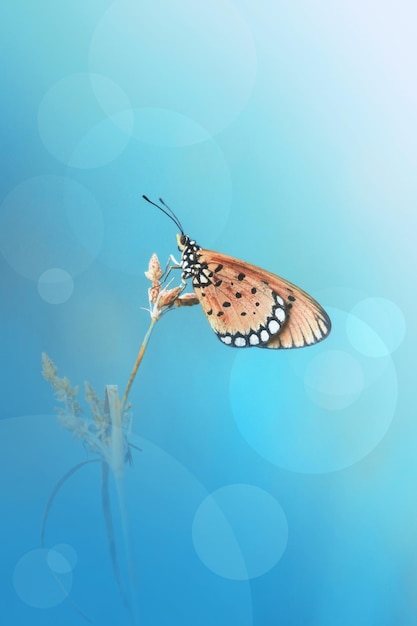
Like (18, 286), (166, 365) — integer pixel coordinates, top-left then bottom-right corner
(176, 233), (189, 251)
(176, 233), (200, 251)
(142, 196), (204, 281)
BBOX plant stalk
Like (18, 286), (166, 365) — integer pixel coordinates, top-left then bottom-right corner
(120, 316), (157, 414)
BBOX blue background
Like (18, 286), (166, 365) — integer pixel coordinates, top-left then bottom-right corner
(1, 1), (415, 624)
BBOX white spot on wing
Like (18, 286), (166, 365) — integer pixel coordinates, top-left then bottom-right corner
(220, 335), (232, 345)
(268, 319), (280, 334)
(249, 333), (260, 345)
(276, 308), (286, 322)
(260, 329), (269, 342)
(234, 336), (246, 347)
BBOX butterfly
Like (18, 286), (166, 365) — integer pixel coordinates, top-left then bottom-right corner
(143, 196), (331, 349)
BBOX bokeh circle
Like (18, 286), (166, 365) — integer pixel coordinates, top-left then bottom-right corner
(130, 107), (212, 147)
(37, 268), (74, 304)
(192, 484), (288, 580)
(347, 297), (406, 357)
(13, 549), (73, 609)
(303, 349), (365, 411)
(89, 0), (257, 143)
(47, 544), (78, 574)
(38, 73), (134, 168)
(0, 175), (103, 280)
(230, 306), (398, 474)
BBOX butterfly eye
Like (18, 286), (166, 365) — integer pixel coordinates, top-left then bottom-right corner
(178, 234), (189, 250)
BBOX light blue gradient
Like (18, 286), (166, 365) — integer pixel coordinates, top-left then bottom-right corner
(1, 1), (416, 625)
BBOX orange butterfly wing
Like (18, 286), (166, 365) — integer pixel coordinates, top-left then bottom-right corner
(189, 249), (331, 349)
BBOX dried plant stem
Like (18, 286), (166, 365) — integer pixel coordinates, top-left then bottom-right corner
(114, 471), (137, 625)
(105, 387), (137, 625)
(120, 316), (157, 414)
(101, 461), (134, 622)
(106, 385), (124, 476)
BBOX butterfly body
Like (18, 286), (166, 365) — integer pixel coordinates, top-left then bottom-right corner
(177, 233), (331, 349)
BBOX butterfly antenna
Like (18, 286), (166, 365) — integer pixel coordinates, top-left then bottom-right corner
(142, 195), (184, 234)
(158, 197), (185, 235)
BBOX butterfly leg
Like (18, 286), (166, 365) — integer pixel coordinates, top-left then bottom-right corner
(160, 254), (182, 282)
(159, 256), (199, 308)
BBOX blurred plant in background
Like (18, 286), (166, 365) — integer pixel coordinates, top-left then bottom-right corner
(41, 253), (198, 624)
(41, 353), (132, 465)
